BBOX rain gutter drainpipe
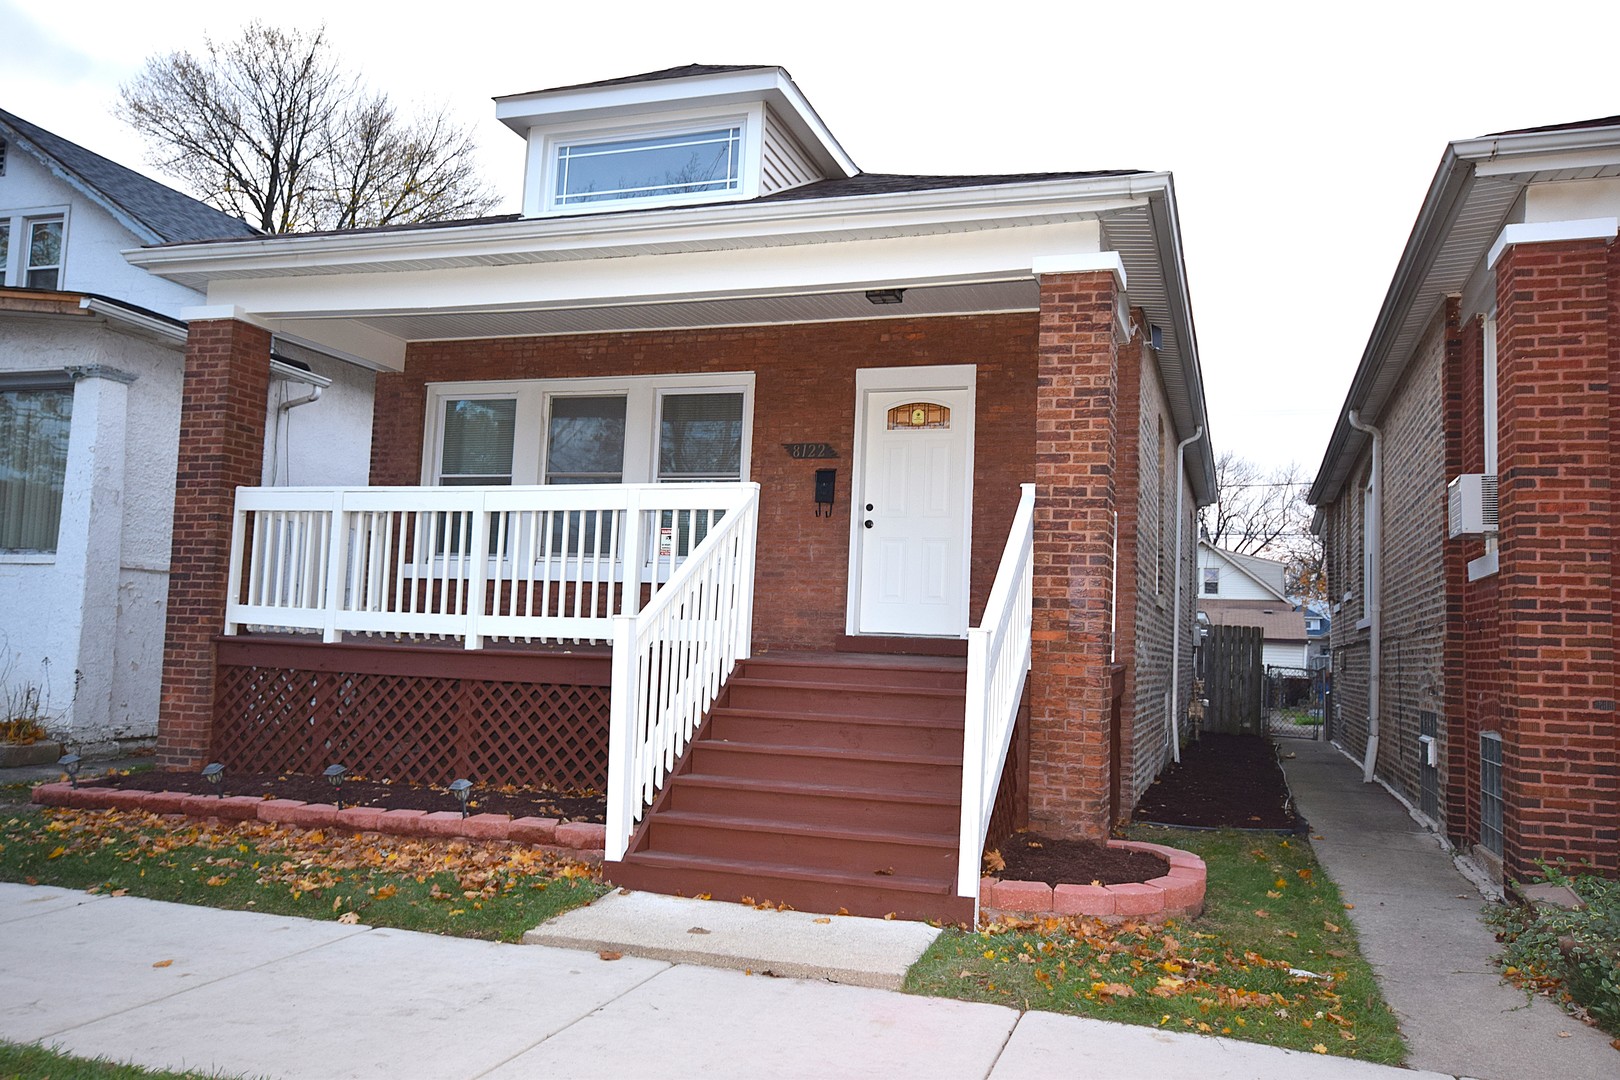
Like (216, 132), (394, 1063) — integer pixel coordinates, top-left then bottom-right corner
(1346, 409), (1382, 783)
(1169, 425), (1204, 764)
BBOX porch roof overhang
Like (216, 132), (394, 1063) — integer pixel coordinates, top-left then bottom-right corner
(126, 171), (1213, 499)
(1309, 120), (1620, 507)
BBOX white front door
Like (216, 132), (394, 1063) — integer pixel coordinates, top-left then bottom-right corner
(854, 381), (973, 637)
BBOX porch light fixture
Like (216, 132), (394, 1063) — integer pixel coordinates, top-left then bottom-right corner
(323, 764), (348, 810)
(864, 288), (905, 306)
(448, 778), (473, 819)
(201, 762), (225, 798)
(58, 753), (81, 789)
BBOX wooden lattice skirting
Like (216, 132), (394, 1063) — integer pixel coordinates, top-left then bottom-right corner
(213, 637), (611, 790)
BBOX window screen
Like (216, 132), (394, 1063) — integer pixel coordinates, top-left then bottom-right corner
(658, 392), (743, 480)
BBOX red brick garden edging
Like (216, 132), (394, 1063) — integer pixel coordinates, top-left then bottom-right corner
(979, 839), (1206, 921)
(29, 783), (606, 861)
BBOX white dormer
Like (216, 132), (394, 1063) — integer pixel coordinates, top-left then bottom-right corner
(495, 65), (859, 217)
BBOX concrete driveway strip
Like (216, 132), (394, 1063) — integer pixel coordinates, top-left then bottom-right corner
(1282, 739), (1619, 1080)
(482, 960), (1019, 1080)
(56, 928), (669, 1080)
(993, 1010), (1458, 1080)
(0, 888), (369, 1044)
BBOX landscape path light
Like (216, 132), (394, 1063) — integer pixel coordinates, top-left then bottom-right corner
(201, 762), (225, 798)
(324, 764), (348, 810)
(448, 778), (473, 819)
(58, 753), (81, 789)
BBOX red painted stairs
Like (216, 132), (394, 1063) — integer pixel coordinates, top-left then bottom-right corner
(604, 652), (977, 923)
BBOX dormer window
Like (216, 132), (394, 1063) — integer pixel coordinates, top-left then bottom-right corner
(555, 125), (742, 208)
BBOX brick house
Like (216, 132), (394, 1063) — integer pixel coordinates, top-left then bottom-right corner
(134, 65), (1216, 919)
(1309, 116), (1620, 883)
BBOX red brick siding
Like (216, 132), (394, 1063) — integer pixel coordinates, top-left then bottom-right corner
(1111, 319), (1142, 823)
(371, 315), (1037, 652)
(157, 319), (271, 767)
(1028, 271), (1119, 839)
(1494, 237), (1620, 878)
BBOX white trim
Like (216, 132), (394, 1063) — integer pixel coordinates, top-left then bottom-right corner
(78, 298), (186, 345)
(1031, 251), (1127, 288)
(179, 304), (271, 327)
(1486, 217), (1619, 268)
(845, 363), (977, 638)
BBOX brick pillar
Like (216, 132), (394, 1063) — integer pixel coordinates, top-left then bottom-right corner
(157, 319), (271, 768)
(1494, 237), (1620, 877)
(1029, 269), (1120, 839)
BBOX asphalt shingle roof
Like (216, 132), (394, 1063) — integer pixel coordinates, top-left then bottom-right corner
(502, 64), (774, 99)
(0, 108), (258, 244)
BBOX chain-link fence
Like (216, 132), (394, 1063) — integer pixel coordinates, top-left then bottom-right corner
(1264, 665), (1323, 740)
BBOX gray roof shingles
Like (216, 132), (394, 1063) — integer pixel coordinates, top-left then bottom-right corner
(0, 108), (258, 244)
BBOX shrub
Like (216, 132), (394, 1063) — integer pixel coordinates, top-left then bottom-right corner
(1487, 867), (1620, 1036)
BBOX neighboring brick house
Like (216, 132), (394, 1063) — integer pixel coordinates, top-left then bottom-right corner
(131, 64), (1216, 919)
(1309, 116), (1620, 883)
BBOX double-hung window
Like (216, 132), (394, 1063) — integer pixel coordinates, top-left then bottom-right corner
(0, 211), (66, 289)
(0, 378), (73, 553)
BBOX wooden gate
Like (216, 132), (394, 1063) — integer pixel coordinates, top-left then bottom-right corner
(1204, 625), (1263, 734)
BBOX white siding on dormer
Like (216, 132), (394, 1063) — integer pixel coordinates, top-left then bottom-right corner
(761, 107), (822, 194)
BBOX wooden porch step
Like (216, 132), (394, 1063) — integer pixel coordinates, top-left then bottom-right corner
(605, 850), (975, 923)
(665, 774), (960, 833)
(708, 706), (964, 754)
(722, 676), (965, 721)
(643, 810), (957, 878)
(742, 652), (968, 690)
(690, 740), (961, 793)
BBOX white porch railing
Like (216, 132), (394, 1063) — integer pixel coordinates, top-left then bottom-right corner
(605, 483), (759, 860)
(224, 483), (757, 649)
(958, 483), (1036, 898)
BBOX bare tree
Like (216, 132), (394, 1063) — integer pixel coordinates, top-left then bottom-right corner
(1201, 450), (1325, 602)
(118, 23), (497, 233)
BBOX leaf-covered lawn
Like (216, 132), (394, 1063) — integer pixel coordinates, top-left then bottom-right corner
(0, 807), (607, 942)
(905, 826), (1405, 1064)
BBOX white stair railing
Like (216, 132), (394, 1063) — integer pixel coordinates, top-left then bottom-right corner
(958, 483), (1036, 898)
(605, 483), (760, 861)
(225, 483), (755, 648)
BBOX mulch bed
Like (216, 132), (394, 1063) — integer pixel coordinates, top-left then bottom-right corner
(82, 769), (606, 824)
(1132, 733), (1299, 830)
(993, 832), (1167, 888)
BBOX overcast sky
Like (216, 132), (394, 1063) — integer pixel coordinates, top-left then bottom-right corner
(4, 0), (1617, 481)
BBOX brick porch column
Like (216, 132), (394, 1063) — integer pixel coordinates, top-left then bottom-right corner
(1494, 235), (1620, 878)
(1029, 265), (1122, 839)
(156, 318), (271, 768)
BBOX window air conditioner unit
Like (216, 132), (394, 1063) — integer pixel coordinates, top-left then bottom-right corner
(1447, 473), (1498, 537)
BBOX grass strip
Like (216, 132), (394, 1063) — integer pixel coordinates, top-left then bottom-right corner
(0, 1039), (247, 1079)
(904, 825), (1405, 1064)
(0, 807), (606, 942)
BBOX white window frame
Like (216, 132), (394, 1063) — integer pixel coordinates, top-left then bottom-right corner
(1201, 564), (1219, 596)
(0, 205), (69, 289)
(422, 372), (755, 488)
(0, 373), (75, 558)
(530, 104), (764, 216)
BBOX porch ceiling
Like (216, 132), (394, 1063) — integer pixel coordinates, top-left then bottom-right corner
(325, 279), (1040, 341)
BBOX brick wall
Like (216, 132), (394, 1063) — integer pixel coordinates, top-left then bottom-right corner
(1494, 237), (1620, 878)
(374, 315), (1038, 652)
(157, 319), (271, 767)
(1028, 271), (1119, 839)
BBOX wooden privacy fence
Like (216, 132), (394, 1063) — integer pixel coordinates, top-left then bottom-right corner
(1203, 625), (1263, 734)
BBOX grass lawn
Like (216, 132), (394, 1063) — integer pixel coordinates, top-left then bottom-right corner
(0, 1040), (249, 1079)
(905, 825), (1406, 1065)
(0, 806), (607, 942)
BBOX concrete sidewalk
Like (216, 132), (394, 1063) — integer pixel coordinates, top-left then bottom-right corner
(0, 882), (1456, 1080)
(1280, 738), (1617, 1080)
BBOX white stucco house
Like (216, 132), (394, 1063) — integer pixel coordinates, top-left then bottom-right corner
(0, 109), (373, 753)
(1195, 540), (1309, 669)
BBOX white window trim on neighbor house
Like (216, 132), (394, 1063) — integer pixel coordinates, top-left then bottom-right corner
(0, 372), (74, 557)
(0, 205), (69, 290)
(421, 371), (756, 488)
(527, 104), (764, 216)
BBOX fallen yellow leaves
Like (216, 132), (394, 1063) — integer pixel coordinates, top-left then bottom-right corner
(151, 959), (173, 968)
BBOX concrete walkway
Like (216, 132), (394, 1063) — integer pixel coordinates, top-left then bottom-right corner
(0, 882), (1456, 1080)
(1280, 738), (1617, 1080)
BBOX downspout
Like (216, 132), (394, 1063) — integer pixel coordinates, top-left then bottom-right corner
(1346, 410), (1382, 782)
(1169, 425), (1204, 764)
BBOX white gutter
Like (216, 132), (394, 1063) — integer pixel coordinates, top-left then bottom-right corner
(125, 172), (1172, 277)
(1346, 409), (1382, 783)
(78, 297), (187, 344)
(1169, 425), (1204, 764)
